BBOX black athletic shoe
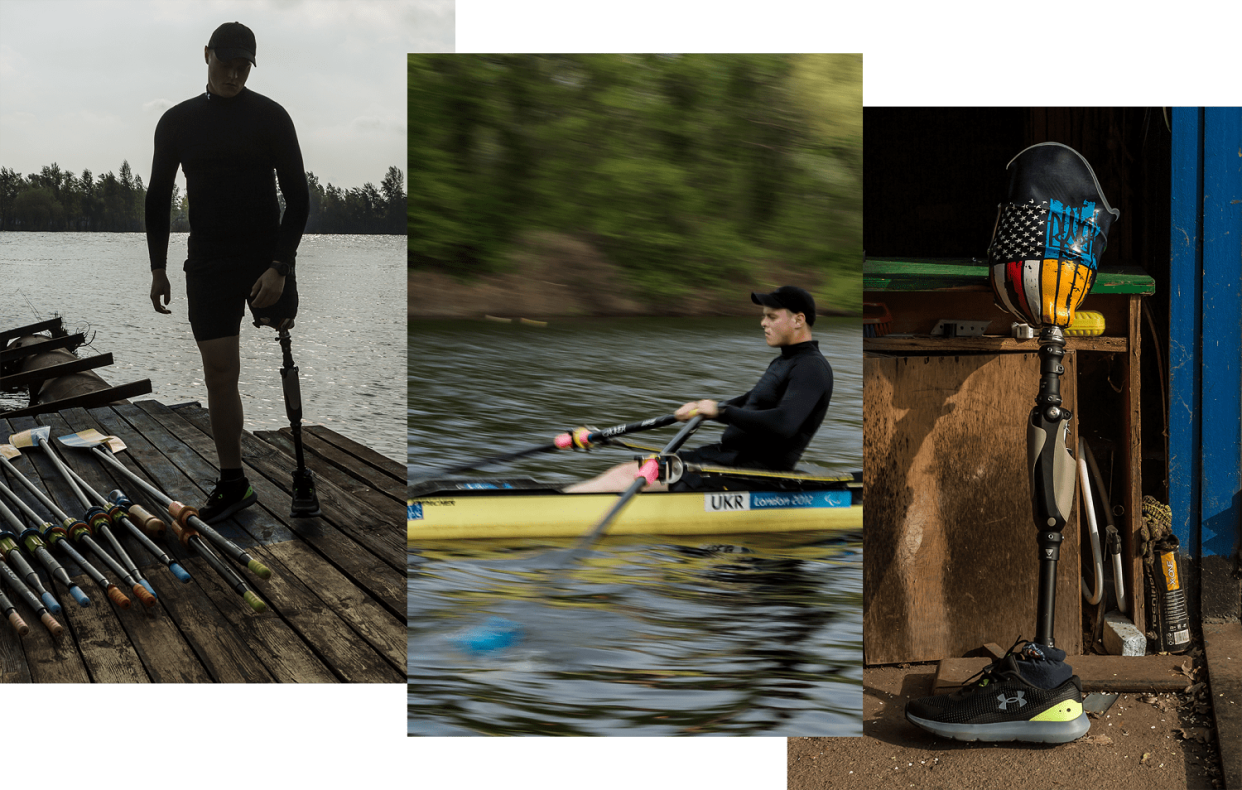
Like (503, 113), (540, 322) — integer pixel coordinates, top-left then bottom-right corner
(199, 478), (258, 524)
(905, 640), (1090, 744)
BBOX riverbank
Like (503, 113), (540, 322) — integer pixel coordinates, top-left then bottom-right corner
(408, 232), (861, 320)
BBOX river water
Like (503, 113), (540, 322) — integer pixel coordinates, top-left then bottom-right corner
(0, 232), (405, 462)
(408, 317), (862, 736)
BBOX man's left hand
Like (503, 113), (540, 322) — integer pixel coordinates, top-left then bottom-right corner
(249, 265), (286, 309)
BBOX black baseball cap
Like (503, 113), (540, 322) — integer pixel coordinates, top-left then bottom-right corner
(208, 22), (257, 66)
(751, 286), (816, 326)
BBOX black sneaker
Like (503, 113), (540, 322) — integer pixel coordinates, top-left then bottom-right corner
(905, 640), (1089, 743)
(199, 478), (258, 523)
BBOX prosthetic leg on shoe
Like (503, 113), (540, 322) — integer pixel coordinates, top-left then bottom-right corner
(906, 142), (1119, 744)
(277, 328), (322, 518)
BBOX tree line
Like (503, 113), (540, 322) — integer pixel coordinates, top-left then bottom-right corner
(408, 54), (862, 299)
(0, 162), (406, 235)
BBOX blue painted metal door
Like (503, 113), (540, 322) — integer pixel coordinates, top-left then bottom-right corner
(1169, 107), (1242, 559)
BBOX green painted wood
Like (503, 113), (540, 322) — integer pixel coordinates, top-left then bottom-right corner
(864, 258), (1155, 294)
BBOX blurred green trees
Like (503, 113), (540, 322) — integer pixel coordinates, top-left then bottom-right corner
(408, 54), (861, 308)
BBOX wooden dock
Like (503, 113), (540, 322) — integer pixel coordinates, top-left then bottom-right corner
(0, 400), (404, 683)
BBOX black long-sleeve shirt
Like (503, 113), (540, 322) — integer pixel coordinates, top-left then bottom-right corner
(145, 87), (309, 270)
(715, 340), (834, 470)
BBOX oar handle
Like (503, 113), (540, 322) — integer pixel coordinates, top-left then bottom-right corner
(426, 413), (681, 478)
(570, 416), (705, 557)
(0, 592), (29, 636)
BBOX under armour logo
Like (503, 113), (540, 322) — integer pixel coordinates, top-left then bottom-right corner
(997, 691), (1026, 710)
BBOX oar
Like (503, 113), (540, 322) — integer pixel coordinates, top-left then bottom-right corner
(0, 473), (121, 607)
(0, 494), (63, 613)
(0, 579), (29, 635)
(0, 472), (88, 608)
(458, 416), (704, 654)
(58, 429), (272, 580)
(55, 432), (267, 611)
(11, 427), (158, 600)
(0, 441), (154, 608)
(58, 462), (192, 584)
(0, 553), (63, 636)
(423, 413), (680, 478)
(569, 415), (705, 556)
(0, 556), (63, 635)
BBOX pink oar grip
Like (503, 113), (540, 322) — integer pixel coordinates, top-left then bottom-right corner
(554, 428), (593, 450)
(636, 458), (659, 486)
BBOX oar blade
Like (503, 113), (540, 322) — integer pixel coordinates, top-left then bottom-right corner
(7, 426), (49, 448)
(455, 615), (524, 654)
(57, 429), (127, 452)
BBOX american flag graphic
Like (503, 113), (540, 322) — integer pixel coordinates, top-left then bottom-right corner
(989, 199), (1100, 328)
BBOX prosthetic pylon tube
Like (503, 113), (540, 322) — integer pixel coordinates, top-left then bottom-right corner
(1028, 326), (1077, 647)
(277, 329), (322, 518)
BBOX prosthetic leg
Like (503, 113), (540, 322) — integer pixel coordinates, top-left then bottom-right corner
(905, 142), (1118, 743)
(991, 142), (1119, 646)
(277, 329), (322, 518)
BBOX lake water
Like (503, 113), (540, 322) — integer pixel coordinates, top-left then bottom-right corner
(0, 232), (405, 462)
(408, 317), (862, 736)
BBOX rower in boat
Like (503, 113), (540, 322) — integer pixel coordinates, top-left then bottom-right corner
(565, 286), (833, 494)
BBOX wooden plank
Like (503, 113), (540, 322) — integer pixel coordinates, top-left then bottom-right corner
(0, 317), (64, 346)
(863, 353), (1080, 665)
(865, 336), (1126, 354)
(0, 334), (85, 362)
(1, 353), (114, 388)
(256, 429), (402, 515)
(37, 407), (270, 685)
(30, 409), (270, 680)
(303, 424), (404, 481)
(120, 403), (403, 675)
(2, 380), (152, 419)
(861, 289), (1133, 340)
(265, 428), (404, 501)
(933, 653), (1199, 694)
(1203, 622), (1242, 790)
(0, 614), (33, 683)
(83, 406), (333, 682)
(172, 404), (405, 574)
(1124, 295), (1144, 633)
(0, 412), (150, 685)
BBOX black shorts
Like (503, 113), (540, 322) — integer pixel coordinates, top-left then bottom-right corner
(184, 258), (299, 342)
(670, 443), (765, 492)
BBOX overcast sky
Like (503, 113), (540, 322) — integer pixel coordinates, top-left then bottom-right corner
(0, 0), (453, 192)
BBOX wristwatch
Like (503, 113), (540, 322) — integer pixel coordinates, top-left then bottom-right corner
(269, 260), (293, 277)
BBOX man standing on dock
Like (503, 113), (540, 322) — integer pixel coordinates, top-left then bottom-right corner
(567, 286), (834, 493)
(145, 22), (309, 522)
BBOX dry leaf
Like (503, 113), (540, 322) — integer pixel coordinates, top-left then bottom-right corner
(1082, 734), (1114, 746)
(1175, 726), (1212, 743)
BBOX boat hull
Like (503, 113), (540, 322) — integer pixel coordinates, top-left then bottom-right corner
(408, 489), (862, 541)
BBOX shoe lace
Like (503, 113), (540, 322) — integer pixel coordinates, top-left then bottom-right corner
(960, 635), (1031, 690)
